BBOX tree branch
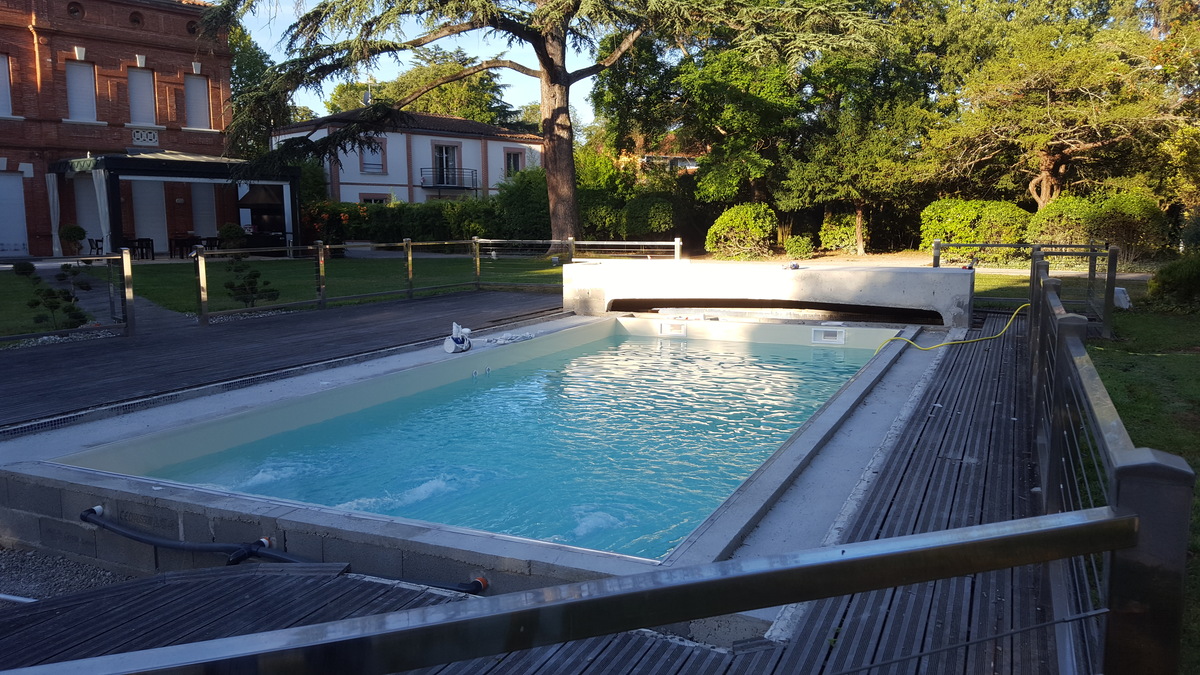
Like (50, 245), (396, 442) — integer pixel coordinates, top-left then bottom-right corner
(569, 27), (646, 84)
(392, 59), (541, 108)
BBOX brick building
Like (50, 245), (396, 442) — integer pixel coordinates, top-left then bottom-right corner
(0, 0), (256, 257)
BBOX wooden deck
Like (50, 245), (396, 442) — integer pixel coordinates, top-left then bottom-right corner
(0, 306), (1052, 673)
(0, 290), (565, 432)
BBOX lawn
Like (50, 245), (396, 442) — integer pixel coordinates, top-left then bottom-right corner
(1087, 302), (1200, 671)
(126, 255), (564, 314)
(973, 272), (1149, 306)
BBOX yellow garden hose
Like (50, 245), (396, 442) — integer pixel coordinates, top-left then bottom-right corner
(875, 304), (1031, 354)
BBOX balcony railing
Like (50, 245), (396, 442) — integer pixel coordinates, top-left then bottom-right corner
(419, 167), (478, 190)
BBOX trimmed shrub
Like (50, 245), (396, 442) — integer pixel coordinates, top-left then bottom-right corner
(1148, 255), (1200, 303)
(441, 198), (501, 240)
(819, 213), (860, 252)
(579, 187), (623, 240)
(919, 198), (977, 251)
(1090, 192), (1169, 262)
(1182, 210), (1200, 254)
(705, 203), (777, 260)
(783, 234), (815, 259)
(1026, 195), (1098, 244)
(622, 194), (674, 238)
(495, 168), (551, 239)
(920, 198), (1030, 264)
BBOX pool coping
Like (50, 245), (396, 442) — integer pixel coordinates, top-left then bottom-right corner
(0, 314), (927, 646)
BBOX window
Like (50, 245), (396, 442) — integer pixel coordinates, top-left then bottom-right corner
(359, 138), (386, 174)
(433, 144), (459, 185)
(186, 21), (199, 35)
(504, 149), (524, 177)
(183, 74), (210, 129)
(360, 194), (390, 204)
(67, 2), (84, 19)
(65, 60), (97, 121)
(127, 67), (155, 125)
(0, 55), (12, 117)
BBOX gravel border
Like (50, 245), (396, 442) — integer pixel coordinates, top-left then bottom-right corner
(0, 546), (134, 609)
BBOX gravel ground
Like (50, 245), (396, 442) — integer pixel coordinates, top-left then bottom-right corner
(0, 546), (134, 609)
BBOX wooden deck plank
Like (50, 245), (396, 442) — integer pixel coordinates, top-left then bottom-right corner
(622, 638), (699, 675)
(4, 576), (248, 667)
(870, 315), (1013, 673)
(531, 636), (618, 674)
(0, 290), (563, 430)
(581, 632), (655, 675)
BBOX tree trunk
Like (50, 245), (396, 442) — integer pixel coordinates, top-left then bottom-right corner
(854, 200), (866, 255)
(539, 36), (580, 249)
(1029, 150), (1067, 210)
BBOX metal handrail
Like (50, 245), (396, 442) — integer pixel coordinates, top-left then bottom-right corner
(1029, 252), (1194, 673)
(23, 509), (1135, 675)
(937, 240), (1119, 337)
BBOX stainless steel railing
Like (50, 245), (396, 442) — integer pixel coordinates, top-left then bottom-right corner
(27, 509), (1136, 675)
(1029, 251), (1193, 673)
(932, 239), (1120, 337)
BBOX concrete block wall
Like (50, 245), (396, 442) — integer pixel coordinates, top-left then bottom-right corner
(0, 462), (657, 591)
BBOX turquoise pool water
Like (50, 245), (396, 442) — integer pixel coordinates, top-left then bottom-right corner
(149, 335), (872, 558)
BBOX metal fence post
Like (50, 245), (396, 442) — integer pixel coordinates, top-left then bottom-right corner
(120, 248), (135, 336)
(674, 238), (682, 260)
(1029, 257), (1050, 406)
(1105, 449), (1194, 675)
(1102, 246), (1118, 340)
(315, 240), (327, 310)
(932, 239), (941, 268)
(404, 238), (413, 299)
(193, 245), (208, 326)
(473, 236), (481, 289)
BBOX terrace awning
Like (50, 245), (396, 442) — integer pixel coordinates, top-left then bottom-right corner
(47, 151), (301, 251)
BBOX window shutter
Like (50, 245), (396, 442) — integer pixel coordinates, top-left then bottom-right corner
(0, 55), (12, 116)
(66, 61), (97, 121)
(184, 75), (210, 129)
(128, 68), (155, 125)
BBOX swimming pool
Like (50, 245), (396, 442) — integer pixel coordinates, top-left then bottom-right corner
(62, 318), (898, 560)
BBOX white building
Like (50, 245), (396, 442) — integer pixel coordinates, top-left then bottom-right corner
(274, 110), (543, 205)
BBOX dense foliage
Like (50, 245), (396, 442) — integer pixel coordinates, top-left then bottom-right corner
(1149, 255), (1200, 303)
(920, 199), (1030, 263)
(705, 203), (778, 260)
(207, 0), (875, 244)
(586, 0), (1196, 256)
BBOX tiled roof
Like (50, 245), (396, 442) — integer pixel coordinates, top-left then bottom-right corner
(277, 109), (542, 143)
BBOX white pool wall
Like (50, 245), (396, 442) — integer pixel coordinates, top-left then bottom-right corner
(61, 317), (900, 476)
(564, 259), (975, 328)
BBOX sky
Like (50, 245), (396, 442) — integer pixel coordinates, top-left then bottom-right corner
(238, 6), (596, 125)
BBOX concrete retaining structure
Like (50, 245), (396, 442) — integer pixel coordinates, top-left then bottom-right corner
(0, 462), (656, 592)
(563, 260), (975, 328)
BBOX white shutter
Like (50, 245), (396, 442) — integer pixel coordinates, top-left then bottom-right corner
(0, 173), (29, 255)
(184, 75), (210, 129)
(66, 61), (96, 121)
(128, 68), (155, 125)
(0, 55), (13, 117)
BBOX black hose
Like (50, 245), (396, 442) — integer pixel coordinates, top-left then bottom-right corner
(80, 506), (311, 565)
(79, 507), (489, 594)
